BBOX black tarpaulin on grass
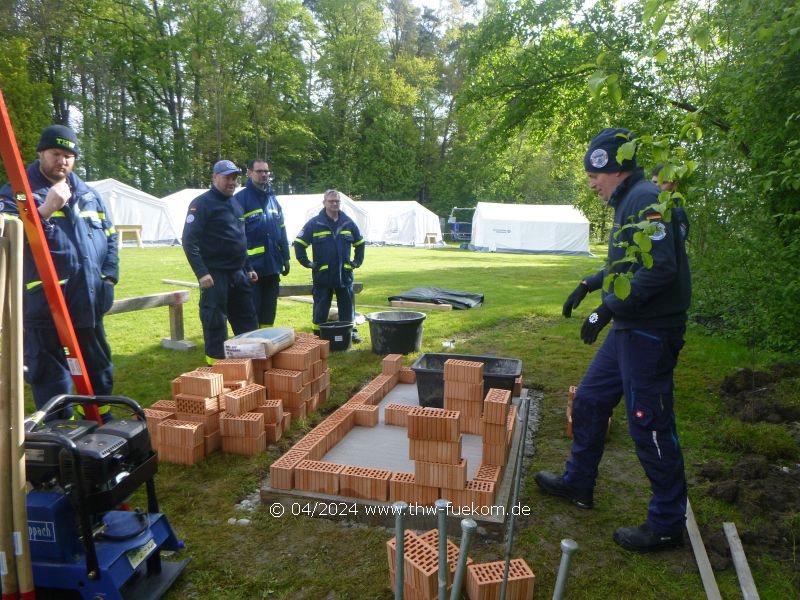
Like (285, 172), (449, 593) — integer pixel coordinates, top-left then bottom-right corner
(388, 286), (483, 310)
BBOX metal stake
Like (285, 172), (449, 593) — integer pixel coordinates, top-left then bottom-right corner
(435, 499), (450, 600)
(393, 501), (408, 600)
(449, 518), (477, 600)
(552, 538), (579, 600)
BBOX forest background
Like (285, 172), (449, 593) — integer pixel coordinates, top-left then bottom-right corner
(1, 0), (798, 354)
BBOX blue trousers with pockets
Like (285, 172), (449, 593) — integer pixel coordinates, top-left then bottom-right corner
(564, 327), (687, 533)
(24, 324), (114, 419)
(311, 285), (355, 331)
(200, 268), (258, 361)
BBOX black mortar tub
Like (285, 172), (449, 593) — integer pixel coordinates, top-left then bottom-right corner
(364, 311), (426, 355)
(410, 353), (523, 408)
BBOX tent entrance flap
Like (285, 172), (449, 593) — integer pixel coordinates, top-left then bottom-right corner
(388, 287), (483, 310)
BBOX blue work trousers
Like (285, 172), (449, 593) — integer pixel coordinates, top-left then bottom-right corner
(24, 324), (113, 417)
(253, 273), (280, 327)
(564, 327), (687, 533)
(200, 268), (258, 361)
(311, 285), (355, 331)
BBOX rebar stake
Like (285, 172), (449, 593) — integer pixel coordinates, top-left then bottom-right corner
(552, 538), (579, 600)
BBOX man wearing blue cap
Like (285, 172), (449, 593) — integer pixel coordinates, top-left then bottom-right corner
(182, 160), (258, 364)
(0, 125), (118, 420)
(535, 128), (692, 552)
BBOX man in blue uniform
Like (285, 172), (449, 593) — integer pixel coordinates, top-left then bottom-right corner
(234, 159), (290, 327)
(293, 189), (365, 343)
(0, 125), (118, 419)
(182, 160), (258, 364)
(535, 128), (691, 552)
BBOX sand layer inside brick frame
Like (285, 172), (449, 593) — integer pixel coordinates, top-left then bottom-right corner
(263, 382), (528, 528)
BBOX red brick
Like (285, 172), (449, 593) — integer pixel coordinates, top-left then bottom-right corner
(444, 359), (484, 384)
(384, 403), (414, 427)
(415, 458), (467, 489)
(158, 419), (204, 447)
(340, 465), (392, 501)
(388, 472), (439, 506)
(466, 558), (534, 600)
(159, 442), (204, 465)
(398, 366), (416, 384)
(175, 393), (219, 415)
(473, 463), (502, 484)
(176, 410), (220, 434)
(483, 388), (511, 425)
(382, 354), (403, 375)
(294, 460), (344, 494)
(210, 358), (253, 382)
(265, 368), (304, 393)
(269, 449), (308, 489)
(407, 407), (461, 441)
(219, 411), (264, 437)
(180, 371), (223, 398)
(222, 432), (266, 456)
(409, 436), (462, 465)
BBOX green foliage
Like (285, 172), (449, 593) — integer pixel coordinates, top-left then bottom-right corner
(717, 418), (799, 460)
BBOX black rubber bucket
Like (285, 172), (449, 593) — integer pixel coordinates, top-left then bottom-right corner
(318, 321), (354, 351)
(365, 311), (426, 355)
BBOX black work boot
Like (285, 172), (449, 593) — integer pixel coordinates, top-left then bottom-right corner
(534, 471), (593, 509)
(613, 524), (684, 552)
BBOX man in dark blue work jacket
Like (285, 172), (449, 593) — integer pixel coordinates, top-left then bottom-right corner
(182, 160), (258, 364)
(0, 125), (118, 420)
(234, 159), (290, 327)
(293, 189), (365, 343)
(535, 128), (691, 553)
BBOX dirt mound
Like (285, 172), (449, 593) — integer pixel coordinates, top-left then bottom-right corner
(696, 363), (800, 577)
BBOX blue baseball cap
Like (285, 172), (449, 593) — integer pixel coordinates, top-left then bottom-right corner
(213, 160), (241, 175)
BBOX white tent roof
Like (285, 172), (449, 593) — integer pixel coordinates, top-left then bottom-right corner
(471, 203), (591, 256)
(160, 189), (370, 242)
(358, 201), (443, 246)
(277, 193), (369, 241)
(88, 178), (180, 243)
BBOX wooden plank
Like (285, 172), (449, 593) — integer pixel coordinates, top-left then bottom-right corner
(106, 290), (191, 315)
(685, 500), (722, 600)
(390, 300), (452, 311)
(161, 279), (363, 296)
(723, 522), (760, 600)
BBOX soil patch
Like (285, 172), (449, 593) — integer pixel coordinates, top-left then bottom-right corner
(696, 363), (800, 577)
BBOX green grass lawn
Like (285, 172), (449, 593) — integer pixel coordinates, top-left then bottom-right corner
(60, 245), (799, 598)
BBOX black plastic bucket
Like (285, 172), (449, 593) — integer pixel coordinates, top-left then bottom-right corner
(365, 311), (426, 355)
(317, 321), (354, 351)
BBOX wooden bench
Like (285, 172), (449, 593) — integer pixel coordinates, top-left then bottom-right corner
(116, 225), (143, 248)
(107, 290), (195, 350)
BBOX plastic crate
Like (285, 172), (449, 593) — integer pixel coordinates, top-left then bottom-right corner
(410, 353), (522, 408)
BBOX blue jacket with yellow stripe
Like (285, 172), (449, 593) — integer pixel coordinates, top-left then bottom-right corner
(293, 209), (365, 288)
(0, 161), (119, 328)
(234, 180), (290, 276)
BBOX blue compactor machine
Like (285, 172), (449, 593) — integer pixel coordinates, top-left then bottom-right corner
(18, 394), (189, 599)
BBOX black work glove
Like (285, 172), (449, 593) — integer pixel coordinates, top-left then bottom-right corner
(580, 304), (613, 345)
(281, 261), (290, 276)
(351, 261), (361, 269)
(304, 261), (316, 269)
(562, 282), (589, 318)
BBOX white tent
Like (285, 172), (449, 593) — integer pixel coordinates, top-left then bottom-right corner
(357, 201), (444, 246)
(160, 189), (369, 242)
(470, 203), (591, 256)
(88, 178), (180, 243)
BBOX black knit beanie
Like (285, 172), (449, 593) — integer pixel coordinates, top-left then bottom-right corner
(36, 125), (79, 158)
(583, 128), (636, 173)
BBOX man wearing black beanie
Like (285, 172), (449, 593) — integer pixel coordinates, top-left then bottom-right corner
(535, 127), (692, 552)
(0, 124), (119, 421)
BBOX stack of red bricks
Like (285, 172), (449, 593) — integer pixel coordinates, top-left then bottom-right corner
(261, 332), (331, 422)
(407, 407), (467, 503)
(443, 359), (485, 434)
(481, 388), (513, 469)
